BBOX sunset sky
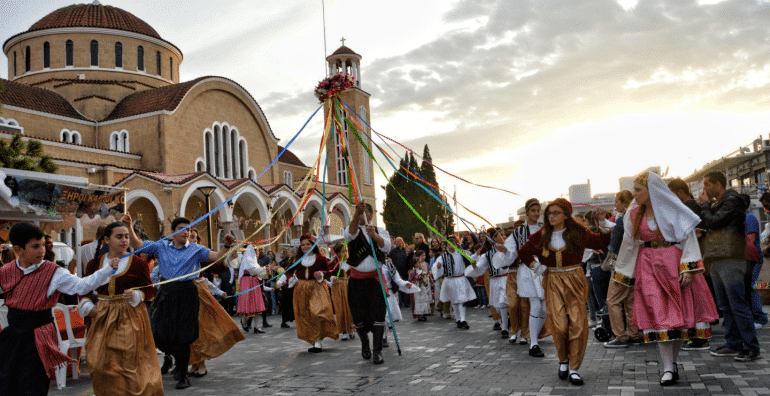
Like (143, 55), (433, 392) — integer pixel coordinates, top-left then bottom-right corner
(3, 0), (770, 230)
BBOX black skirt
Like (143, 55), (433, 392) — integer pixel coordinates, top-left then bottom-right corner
(0, 309), (52, 396)
(348, 277), (386, 332)
(151, 280), (199, 348)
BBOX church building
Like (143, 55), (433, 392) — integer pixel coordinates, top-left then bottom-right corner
(0, 1), (377, 249)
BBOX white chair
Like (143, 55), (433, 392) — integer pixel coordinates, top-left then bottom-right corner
(0, 300), (7, 329)
(51, 304), (87, 389)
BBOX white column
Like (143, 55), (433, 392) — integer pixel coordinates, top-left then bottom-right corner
(233, 130), (241, 179)
(356, 61), (361, 86)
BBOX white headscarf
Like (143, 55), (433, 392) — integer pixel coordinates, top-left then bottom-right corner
(647, 171), (701, 242)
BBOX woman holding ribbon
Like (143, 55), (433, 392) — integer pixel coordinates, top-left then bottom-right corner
(293, 234), (338, 352)
(79, 221), (163, 395)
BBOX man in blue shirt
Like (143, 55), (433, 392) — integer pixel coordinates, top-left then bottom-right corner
(741, 194), (769, 329)
(124, 214), (234, 389)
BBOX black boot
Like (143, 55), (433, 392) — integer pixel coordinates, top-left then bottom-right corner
(372, 326), (385, 365)
(356, 328), (371, 360)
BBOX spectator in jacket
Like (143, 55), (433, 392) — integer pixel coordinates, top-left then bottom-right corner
(698, 171), (760, 361)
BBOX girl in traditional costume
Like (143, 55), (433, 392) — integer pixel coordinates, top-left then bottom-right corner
(237, 245), (268, 334)
(616, 171), (718, 386)
(80, 221), (163, 396)
(329, 243), (355, 340)
(409, 250), (433, 320)
(293, 234), (338, 352)
(518, 198), (613, 386)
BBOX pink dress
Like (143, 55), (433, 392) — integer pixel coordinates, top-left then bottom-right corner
(236, 275), (266, 315)
(632, 215), (719, 342)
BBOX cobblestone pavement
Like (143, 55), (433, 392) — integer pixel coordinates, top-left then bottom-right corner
(58, 306), (770, 395)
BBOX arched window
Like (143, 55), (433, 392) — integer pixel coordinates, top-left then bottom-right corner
(248, 169), (256, 180)
(334, 108), (349, 185)
(60, 129), (82, 144)
(115, 42), (123, 68)
(121, 130), (129, 152)
(137, 46), (144, 71)
(65, 40), (73, 66)
(90, 40), (98, 66)
(13, 51), (16, 76)
(43, 42), (50, 68)
(283, 171), (293, 188)
(156, 51), (161, 76)
(60, 130), (70, 143)
(204, 131), (212, 173)
(109, 130), (128, 151)
(239, 140), (246, 178)
(25, 46), (30, 72)
(231, 130), (238, 178)
(71, 132), (81, 145)
(169, 57), (173, 81)
(222, 126), (229, 178)
(213, 126), (220, 177)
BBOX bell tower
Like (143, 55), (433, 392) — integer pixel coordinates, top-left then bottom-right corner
(323, 42), (376, 215)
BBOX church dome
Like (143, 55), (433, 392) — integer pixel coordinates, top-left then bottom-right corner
(28, 2), (162, 40)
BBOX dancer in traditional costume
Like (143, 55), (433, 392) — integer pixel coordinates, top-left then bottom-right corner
(79, 221), (163, 396)
(0, 222), (118, 396)
(329, 243), (355, 341)
(277, 249), (297, 328)
(189, 273), (245, 377)
(345, 203), (391, 364)
(503, 198), (550, 354)
(616, 171), (718, 386)
(293, 234), (338, 352)
(409, 250), (433, 320)
(432, 234), (476, 329)
(126, 215), (235, 389)
(468, 229), (512, 339)
(518, 198), (613, 386)
(236, 246), (268, 334)
(382, 256), (415, 346)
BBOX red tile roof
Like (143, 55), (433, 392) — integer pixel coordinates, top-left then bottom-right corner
(28, 3), (161, 39)
(277, 146), (309, 168)
(135, 171), (205, 185)
(220, 178), (250, 189)
(330, 46), (360, 57)
(0, 78), (92, 121)
(103, 77), (207, 121)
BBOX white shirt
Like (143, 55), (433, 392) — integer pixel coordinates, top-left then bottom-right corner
(0, 260), (113, 298)
(79, 255), (144, 316)
(432, 250), (466, 279)
(343, 225), (391, 272)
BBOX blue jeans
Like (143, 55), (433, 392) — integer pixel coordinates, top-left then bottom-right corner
(590, 265), (610, 313)
(711, 259), (761, 353)
(475, 286), (489, 306)
(747, 261), (768, 326)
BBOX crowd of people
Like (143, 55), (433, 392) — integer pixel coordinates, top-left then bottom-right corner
(0, 169), (768, 394)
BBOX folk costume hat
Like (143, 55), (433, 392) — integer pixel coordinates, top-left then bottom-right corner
(633, 171), (700, 242)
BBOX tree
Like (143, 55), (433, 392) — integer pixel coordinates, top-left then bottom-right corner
(418, 144), (453, 237)
(0, 134), (58, 173)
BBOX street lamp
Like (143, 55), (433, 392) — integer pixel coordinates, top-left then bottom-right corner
(197, 185), (216, 248)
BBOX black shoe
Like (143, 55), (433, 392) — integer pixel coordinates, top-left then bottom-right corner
(255, 327), (265, 334)
(659, 371), (676, 386)
(382, 338), (389, 348)
(189, 370), (207, 378)
(176, 377), (191, 389)
(263, 323), (273, 328)
(569, 373), (584, 386)
(308, 347), (322, 353)
(672, 363), (679, 381)
(373, 350), (384, 364)
(735, 350), (761, 361)
(493, 322), (502, 331)
(501, 330), (509, 338)
(529, 345), (545, 357)
(160, 355), (173, 375)
(241, 316), (253, 332)
(460, 321), (470, 329)
(628, 337), (643, 346)
(457, 321), (462, 328)
(280, 322), (290, 328)
(558, 362), (569, 380)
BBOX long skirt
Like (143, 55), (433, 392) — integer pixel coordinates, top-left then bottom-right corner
(152, 280), (199, 349)
(507, 272), (530, 337)
(331, 278), (354, 334)
(293, 279), (339, 344)
(189, 281), (245, 365)
(387, 293), (403, 321)
(86, 299), (163, 396)
(633, 245), (719, 342)
(348, 277), (387, 332)
(236, 276), (266, 316)
(544, 269), (589, 372)
(412, 282), (433, 316)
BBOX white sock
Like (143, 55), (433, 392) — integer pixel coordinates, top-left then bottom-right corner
(569, 369), (578, 376)
(457, 304), (467, 322)
(560, 362), (569, 371)
(529, 316), (540, 348)
(499, 308), (509, 332)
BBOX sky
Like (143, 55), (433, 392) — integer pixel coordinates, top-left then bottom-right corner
(3, 0), (770, 230)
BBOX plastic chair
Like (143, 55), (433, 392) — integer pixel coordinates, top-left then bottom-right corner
(0, 300), (7, 330)
(51, 304), (87, 389)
